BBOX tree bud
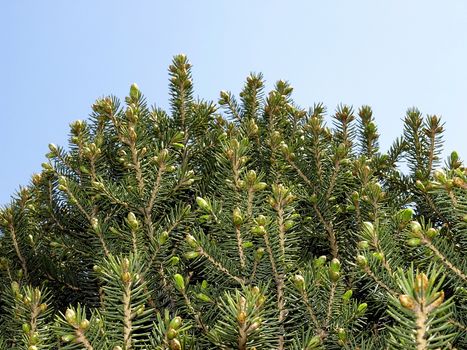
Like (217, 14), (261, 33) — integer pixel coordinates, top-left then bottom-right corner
(256, 215), (267, 226)
(159, 231), (169, 245)
(185, 234), (198, 248)
(246, 170), (257, 183)
(184, 251), (200, 260)
(169, 339), (181, 350)
(293, 274), (305, 291)
(129, 83), (140, 100)
(426, 228), (438, 239)
(253, 182), (267, 191)
(357, 303), (368, 315)
(127, 212), (139, 230)
(357, 240), (369, 249)
(414, 273), (429, 294)
(22, 323), (30, 334)
(168, 256), (180, 266)
(433, 169), (446, 183)
(407, 238), (422, 247)
(65, 308), (77, 325)
(399, 208), (414, 222)
(237, 311), (247, 325)
(80, 319), (90, 330)
(61, 334), (75, 343)
(430, 290), (445, 308)
(372, 252), (384, 261)
(329, 270), (341, 282)
(169, 316), (182, 330)
(232, 207), (243, 226)
(314, 255), (327, 268)
(399, 294), (415, 310)
(167, 328), (178, 340)
(174, 274), (185, 292)
(306, 335), (321, 348)
(342, 290), (353, 301)
(121, 272), (132, 283)
(284, 220), (295, 231)
(255, 247), (265, 261)
(330, 258), (341, 272)
(196, 293), (212, 302)
(410, 221), (422, 235)
(356, 255), (367, 268)
(362, 221), (375, 237)
(415, 180), (426, 191)
(196, 197), (211, 211)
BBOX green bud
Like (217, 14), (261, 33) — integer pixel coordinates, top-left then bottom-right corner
(174, 274), (185, 292)
(242, 241), (253, 249)
(306, 335), (321, 348)
(196, 293), (212, 302)
(357, 303), (368, 315)
(196, 197), (211, 211)
(399, 208), (414, 222)
(256, 215), (267, 226)
(159, 231), (169, 245)
(251, 225), (267, 236)
(357, 240), (369, 249)
(233, 207), (243, 226)
(22, 323), (30, 334)
(330, 258), (341, 272)
(253, 248), (265, 262)
(372, 252), (384, 261)
(167, 327), (178, 340)
(342, 290), (353, 301)
(62, 334), (75, 343)
(80, 319), (90, 330)
(186, 234), (198, 248)
(426, 227), (438, 239)
(362, 221), (375, 236)
(129, 83), (140, 100)
(246, 170), (257, 183)
(433, 169), (447, 183)
(337, 327), (346, 341)
(407, 238), (422, 247)
(415, 180), (426, 191)
(65, 308), (77, 325)
(356, 255), (367, 268)
(184, 251), (200, 260)
(410, 221), (422, 235)
(292, 274), (305, 291)
(169, 316), (183, 330)
(253, 182), (267, 191)
(284, 220), (295, 231)
(314, 255), (327, 268)
(310, 194), (318, 204)
(168, 256), (180, 266)
(329, 270), (341, 282)
(201, 280), (208, 290)
(127, 212), (139, 230)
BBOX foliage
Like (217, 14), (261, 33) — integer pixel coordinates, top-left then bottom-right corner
(0, 55), (466, 350)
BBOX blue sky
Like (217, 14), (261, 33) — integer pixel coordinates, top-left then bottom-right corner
(2, 1), (467, 205)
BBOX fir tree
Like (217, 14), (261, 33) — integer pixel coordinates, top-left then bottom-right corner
(0, 55), (465, 349)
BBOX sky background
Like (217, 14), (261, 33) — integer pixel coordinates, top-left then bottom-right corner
(1, 0), (467, 205)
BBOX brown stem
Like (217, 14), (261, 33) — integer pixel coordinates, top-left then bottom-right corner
(199, 248), (245, 285)
(8, 222), (28, 279)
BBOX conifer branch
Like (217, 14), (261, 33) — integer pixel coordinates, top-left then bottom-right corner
(199, 247), (245, 285)
(422, 238), (467, 283)
(8, 221), (28, 279)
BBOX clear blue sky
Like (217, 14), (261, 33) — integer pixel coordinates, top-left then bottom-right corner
(2, 1), (467, 205)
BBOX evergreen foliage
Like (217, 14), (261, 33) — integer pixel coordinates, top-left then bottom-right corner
(0, 55), (466, 349)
